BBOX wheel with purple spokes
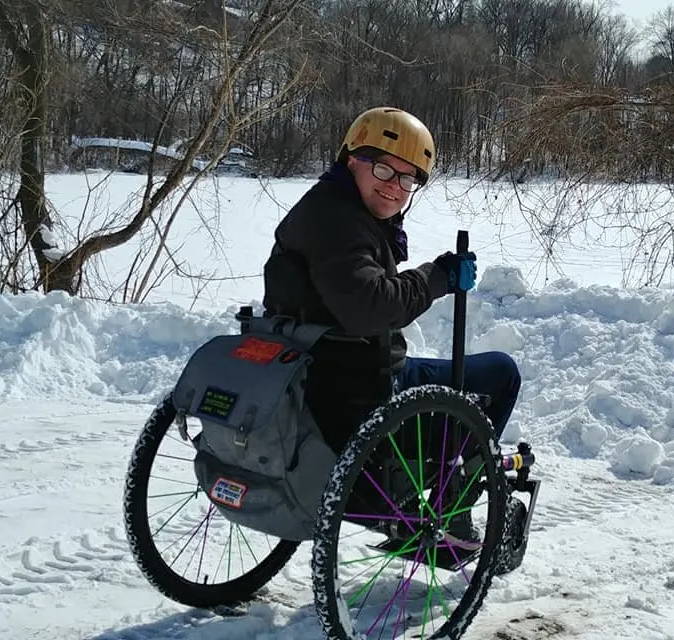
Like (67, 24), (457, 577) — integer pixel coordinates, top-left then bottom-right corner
(312, 385), (506, 640)
(124, 392), (299, 607)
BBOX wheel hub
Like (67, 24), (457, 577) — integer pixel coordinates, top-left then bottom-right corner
(419, 520), (445, 549)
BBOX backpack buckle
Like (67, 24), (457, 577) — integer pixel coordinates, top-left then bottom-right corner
(234, 426), (248, 448)
(234, 406), (257, 448)
(176, 409), (188, 441)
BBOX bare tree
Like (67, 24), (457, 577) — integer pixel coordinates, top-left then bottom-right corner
(648, 5), (674, 67)
(484, 83), (674, 285)
(596, 14), (636, 86)
(0, 0), (307, 294)
(0, 2), (57, 289)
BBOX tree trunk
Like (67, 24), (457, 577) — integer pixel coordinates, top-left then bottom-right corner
(9, 5), (76, 292)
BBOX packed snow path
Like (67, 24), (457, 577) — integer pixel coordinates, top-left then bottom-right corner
(1, 401), (672, 639)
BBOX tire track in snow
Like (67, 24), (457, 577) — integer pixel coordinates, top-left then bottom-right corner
(0, 527), (133, 602)
(0, 427), (140, 460)
(527, 466), (665, 532)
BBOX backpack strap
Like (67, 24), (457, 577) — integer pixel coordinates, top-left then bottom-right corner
(243, 313), (331, 352)
(285, 321), (332, 351)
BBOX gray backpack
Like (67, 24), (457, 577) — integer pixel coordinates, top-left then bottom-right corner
(172, 316), (336, 541)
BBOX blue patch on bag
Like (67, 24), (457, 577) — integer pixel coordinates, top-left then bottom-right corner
(210, 477), (247, 509)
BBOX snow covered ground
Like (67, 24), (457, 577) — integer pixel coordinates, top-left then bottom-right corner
(1, 174), (674, 639)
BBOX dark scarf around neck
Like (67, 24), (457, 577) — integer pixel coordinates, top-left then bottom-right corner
(319, 162), (409, 264)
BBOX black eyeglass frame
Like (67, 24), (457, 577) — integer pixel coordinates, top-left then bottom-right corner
(354, 156), (421, 193)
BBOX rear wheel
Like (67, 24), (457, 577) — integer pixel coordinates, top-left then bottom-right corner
(124, 392), (299, 607)
(312, 385), (507, 640)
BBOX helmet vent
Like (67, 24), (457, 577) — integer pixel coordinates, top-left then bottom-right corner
(382, 129), (399, 140)
(424, 149), (432, 159)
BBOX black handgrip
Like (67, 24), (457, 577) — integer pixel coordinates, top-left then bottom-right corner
(456, 230), (469, 254)
(236, 305), (253, 334)
(451, 230), (469, 392)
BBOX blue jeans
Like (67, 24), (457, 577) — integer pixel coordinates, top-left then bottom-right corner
(395, 352), (521, 440)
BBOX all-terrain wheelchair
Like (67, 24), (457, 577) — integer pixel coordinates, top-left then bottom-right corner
(123, 232), (539, 639)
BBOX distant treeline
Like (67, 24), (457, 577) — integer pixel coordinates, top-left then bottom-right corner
(1, 0), (673, 180)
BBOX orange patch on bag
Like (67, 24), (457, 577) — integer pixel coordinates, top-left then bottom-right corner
(232, 337), (284, 364)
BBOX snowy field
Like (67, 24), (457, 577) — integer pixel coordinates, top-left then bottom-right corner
(42, 173), (674, 310)
(1, 173), (673, 639)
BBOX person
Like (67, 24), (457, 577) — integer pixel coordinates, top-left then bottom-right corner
(263, 107), (520, 456)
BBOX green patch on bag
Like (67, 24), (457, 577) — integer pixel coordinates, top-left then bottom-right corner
(198, 387), (238, 420)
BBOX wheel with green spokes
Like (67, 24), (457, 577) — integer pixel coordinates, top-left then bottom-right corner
(124, 392), (299, 607)
(312, 385), (507, 640)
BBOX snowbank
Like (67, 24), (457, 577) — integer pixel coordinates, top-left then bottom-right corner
(0, 290), (246, 403)
(407, 267), (674, 483)
(3, 270), (673, 483)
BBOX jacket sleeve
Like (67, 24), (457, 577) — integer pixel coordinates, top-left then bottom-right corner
(304, 207), (448, 335)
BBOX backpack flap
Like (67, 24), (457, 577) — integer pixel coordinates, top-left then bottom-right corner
(193, 449), (314, 540)
(173, 332), (312, 478)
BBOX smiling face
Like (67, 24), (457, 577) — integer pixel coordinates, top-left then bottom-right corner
(346, 153), (416, 220)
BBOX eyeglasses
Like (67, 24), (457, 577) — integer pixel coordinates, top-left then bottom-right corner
(355, 156), (421, 192)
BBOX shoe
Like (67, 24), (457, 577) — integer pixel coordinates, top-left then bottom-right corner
(433, 534), (482, 570)
(430, 511), (481, 569)
(444, 510), (480, 542)
(369, 512), (482, 571)
(369, 536), (481, 571)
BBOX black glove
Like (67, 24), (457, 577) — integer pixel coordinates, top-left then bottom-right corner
(434, 251), (477, 293)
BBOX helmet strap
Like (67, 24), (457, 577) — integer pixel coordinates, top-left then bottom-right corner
(400, 190), (419, 218)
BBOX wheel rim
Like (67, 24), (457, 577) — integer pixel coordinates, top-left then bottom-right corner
(318, 397), (504, 639)
(143, 416), (286, 588)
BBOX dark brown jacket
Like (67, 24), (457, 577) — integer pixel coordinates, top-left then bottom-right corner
(263, 168), (448, 393)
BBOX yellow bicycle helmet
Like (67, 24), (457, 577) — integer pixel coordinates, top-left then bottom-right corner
(338, 107), (435, 184)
